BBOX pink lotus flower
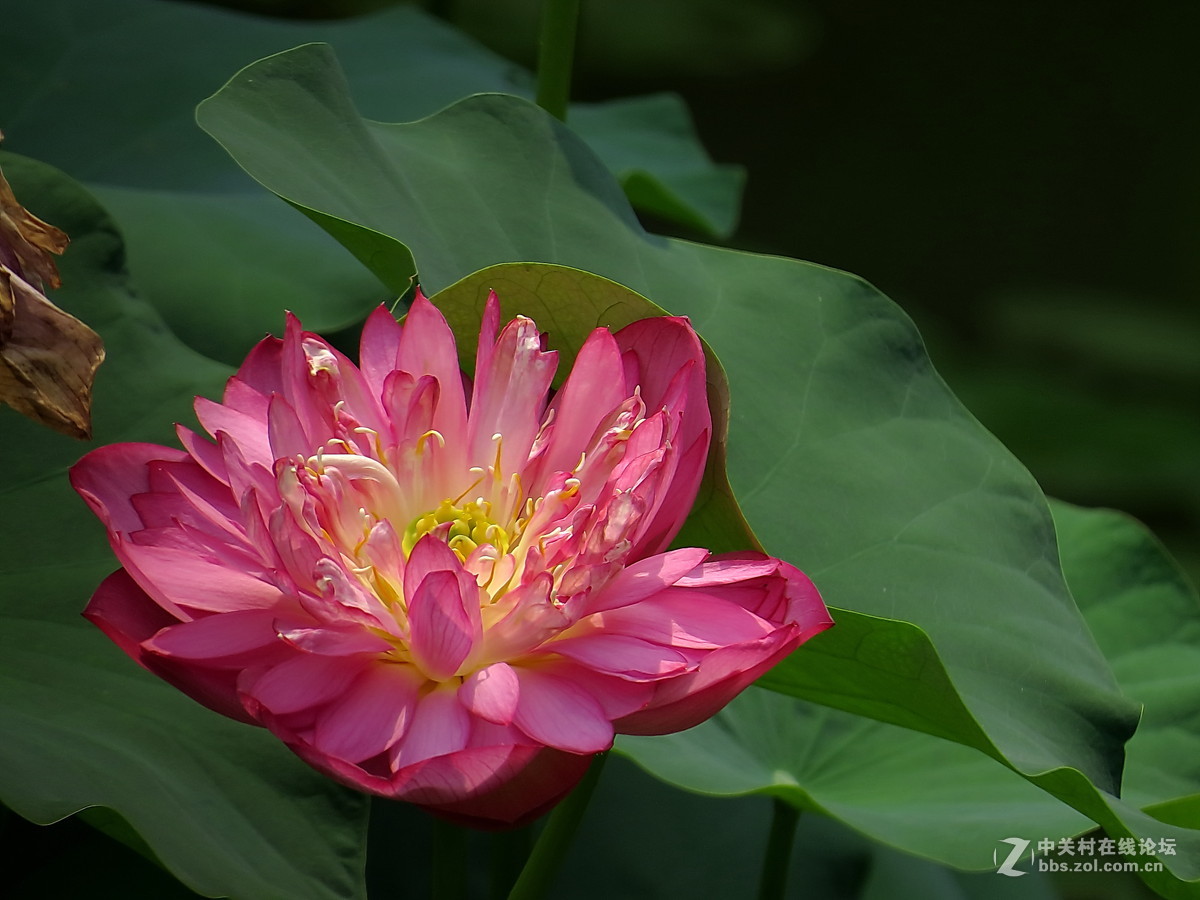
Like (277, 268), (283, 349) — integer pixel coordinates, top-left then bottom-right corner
(72, 292), (831, 827)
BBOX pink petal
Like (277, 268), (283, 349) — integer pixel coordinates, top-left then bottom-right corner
(195, 396), (275, 469)
(216, 431), (277, 502)
(403, 532), (466, 594)
(358, 305), (404, 398)
(679, 554), (834, 640)
(396, 291), (469, 447)
(389, 683), (470, 769)
(674, 553), (782, 587)
(408, 570), (480, 681)
(476, 573), (568, 662)
(143, 609), (281, 664)
(546, 662), (654, 719)
(583, 547), (710, 614)
(512, 667), (614, 753)
(402, 746), (593, 829)
(152, 460), (245, 542)
(230, 333), (285, 398)
(276, 623), (395, 656)
(242, 653), (369, 715)
(176, 424), (229, 484)
(616, 632), (799, 735)
(548, 634), (691, 681)
(112, 539), (283, 613)
(467, 298), (558, 476)
(597, 589), (775, 649)
(71, 443), (190, 534)
(613, 316), (711, 555)
(267, 394), (310, 463)
(460, 662), (520, 724)
(532, 327), (627, 482)
(312, 662), (422, 762)
(84, 568), (185, 661)
(614, 315), (707, 427)
(222, 376), (271, 422)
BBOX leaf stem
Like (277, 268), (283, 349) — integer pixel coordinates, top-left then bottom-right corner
(757, 799), (800, 900)
(535, 0), (581, 122)
(432, 817), (469, 900)
(506, 752), (607, 900)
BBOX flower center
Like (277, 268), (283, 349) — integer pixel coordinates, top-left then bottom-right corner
(403, 498), (511, 562)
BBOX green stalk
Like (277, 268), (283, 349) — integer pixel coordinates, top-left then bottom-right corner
(507, 752), (607, 900)
(535, 0), (581, 122)
(432, 817), (469, 900)
(757, 799), (800, 900)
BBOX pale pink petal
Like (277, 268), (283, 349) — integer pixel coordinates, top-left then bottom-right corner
(460, 662), (520, 724)
(277, 314), (351, 444)
(216, 431), (277, 501)
(470, 290), (501, 396)
(614, 315), (707, 428)
(312, 663), (422, 762)
(267, 503), (327, 593)
(773, 562), (829, 634)
(512, 667), (614, 753)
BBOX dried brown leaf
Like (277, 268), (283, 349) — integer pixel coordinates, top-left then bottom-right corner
(0, 154), (104, 439)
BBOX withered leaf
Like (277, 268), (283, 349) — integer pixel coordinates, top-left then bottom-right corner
(0, 151), (104, 439)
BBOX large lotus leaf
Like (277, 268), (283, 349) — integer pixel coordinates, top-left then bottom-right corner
(619, 688), (1092, 873)
(1051, 502), (1200, 895)
(0, 0), (738, 359)
(89, 185), (392, 365)
(619, 503), (1200, 894)
(195, 35), (1136, 783)
(0, 153), (370, 900)
(550, 754), (1057, 900)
